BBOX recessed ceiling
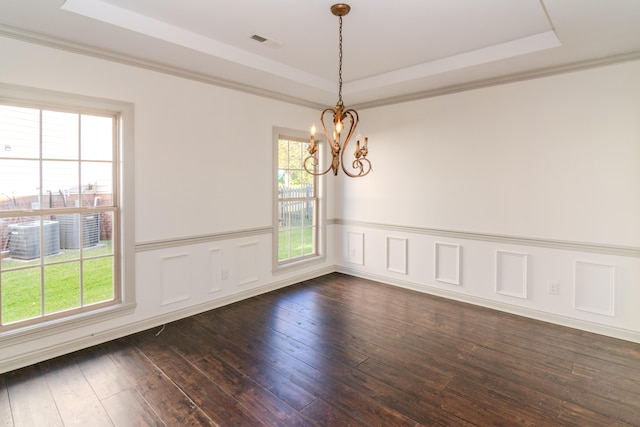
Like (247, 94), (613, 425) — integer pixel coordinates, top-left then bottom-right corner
(1, 0), (640, 108)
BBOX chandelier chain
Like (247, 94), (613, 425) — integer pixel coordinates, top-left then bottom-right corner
(338, 15), (343, 106)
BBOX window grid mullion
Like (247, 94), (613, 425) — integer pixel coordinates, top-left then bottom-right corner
(39, 109), (45, 318)
(276, 135), (318, 264)
(0, 102), (119, 330)
(287, 140), (292, 260)
(78, 113), (84, 307)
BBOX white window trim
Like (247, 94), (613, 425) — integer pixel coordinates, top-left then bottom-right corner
(0, 83), (136, 344)
(272, 126), (326, 273)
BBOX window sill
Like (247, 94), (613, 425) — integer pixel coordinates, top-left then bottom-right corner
(0, 302), (137, 347)
(273, 254), (327, 275)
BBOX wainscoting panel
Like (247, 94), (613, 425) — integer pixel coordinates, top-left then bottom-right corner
(335, 221), (640, 343)
(495, 251), (528, 299)
(209, 248), (223, 293)
(386, 237), (408, 274)
(0, 226), (342, 374)
(574, 261), (615, 316)
(347, 232), (365, 265)
(161, 253), (191, 305)
(237, 242), (259, 286)
(435, 242), (461, 285)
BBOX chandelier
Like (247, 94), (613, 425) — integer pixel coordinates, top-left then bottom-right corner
(304, 3), (371, 178)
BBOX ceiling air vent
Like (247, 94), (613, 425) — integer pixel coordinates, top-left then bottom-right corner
(249, 33), (284, 49)
(250, 34), (268, 43)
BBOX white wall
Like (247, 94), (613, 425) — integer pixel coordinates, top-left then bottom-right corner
(0, 36), (336, 373)
(337, 60), (640, 341)
(340, 61), (640, 246)
(0, 34), (638, 372)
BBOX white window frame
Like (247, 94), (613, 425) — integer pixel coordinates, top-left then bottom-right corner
(272, 127), (325, 272)
(0, 83), (135, 343)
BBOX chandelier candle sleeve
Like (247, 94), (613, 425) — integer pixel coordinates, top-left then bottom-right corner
(303, 3), (372, 178)
(309, 125), (318, 154)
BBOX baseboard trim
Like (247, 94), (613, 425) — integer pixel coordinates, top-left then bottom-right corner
(333, 219), (640, 257)
(0, 265), (335, 374)
(337, 266), (640, 344)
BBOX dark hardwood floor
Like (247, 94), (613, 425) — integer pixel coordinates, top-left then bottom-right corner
(2, 273), (640, 426)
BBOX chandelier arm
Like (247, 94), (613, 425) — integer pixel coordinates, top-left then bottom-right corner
(320, 108), (340, 157)
(303, 154), (334, 176)
(352, 158), (372, 177)
(339, 109), (369, 177)
(338, 111), (356, 168)
(303, 107), (341, 176)
(342, 158), (372, 177)
(323, 107), (342, 175)
(342, 109), (359, 147)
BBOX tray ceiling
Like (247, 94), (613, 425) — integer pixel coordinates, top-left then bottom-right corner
(1, 0), (639, 108)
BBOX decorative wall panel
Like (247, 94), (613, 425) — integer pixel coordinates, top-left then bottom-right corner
(435, 242), (461, 285)
(237, 242), (259, 285)
(161, 253), (191, 305)
(337, 220), (640, 343)
(347, 232), (365, 265)
(209, 247), (223, 293)
(574, 261), (615, 316)
(386, 237), (408, 274)
(495, 250), (528, 299)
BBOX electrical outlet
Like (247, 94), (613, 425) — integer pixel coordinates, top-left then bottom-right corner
(222, 269), (229, 280)
(548, 282), (560, 295)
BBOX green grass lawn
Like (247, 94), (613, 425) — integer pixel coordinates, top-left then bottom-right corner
(1, 241), (113, 325)
(3, 229), (312, 326)
(278, 227), (315, 261)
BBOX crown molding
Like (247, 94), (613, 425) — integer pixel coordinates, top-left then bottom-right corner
(0, 24), (325, 110)
(352, 51), (640, 110)
(2, 23), (639, 112)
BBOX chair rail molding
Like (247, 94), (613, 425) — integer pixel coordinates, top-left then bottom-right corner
(332, 219), (640, 257)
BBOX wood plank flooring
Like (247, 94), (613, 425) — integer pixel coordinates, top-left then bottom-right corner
(2, 272), (640, 426)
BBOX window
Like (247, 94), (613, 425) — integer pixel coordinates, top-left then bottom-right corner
(0, 101), (120, 330)
(275, 130), (319, 266)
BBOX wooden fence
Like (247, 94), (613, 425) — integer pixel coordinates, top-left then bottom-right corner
(278, 185), (315, 227)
